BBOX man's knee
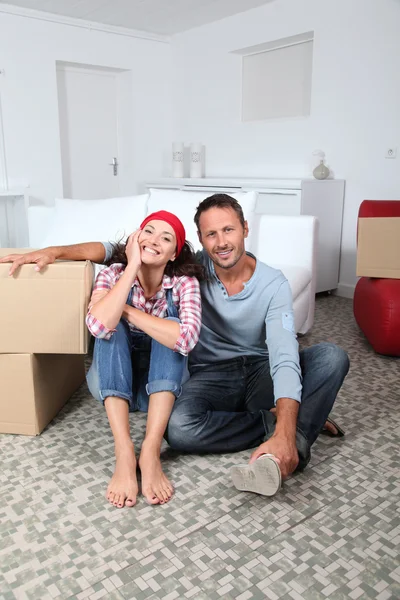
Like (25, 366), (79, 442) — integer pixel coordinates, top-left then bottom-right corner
(305, 342), (350, 376)
(166, 402), (204, 452)
(320, 342), (350, 375)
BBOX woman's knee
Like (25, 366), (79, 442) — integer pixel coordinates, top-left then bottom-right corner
(148, 333), (187, 395)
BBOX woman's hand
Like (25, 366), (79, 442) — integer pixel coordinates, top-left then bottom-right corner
(125, 230), (142, 272)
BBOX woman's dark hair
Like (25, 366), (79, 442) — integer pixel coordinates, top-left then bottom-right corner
(105, 238), (205, 280)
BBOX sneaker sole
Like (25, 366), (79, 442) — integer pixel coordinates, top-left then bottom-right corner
(230, 454), (282, 497)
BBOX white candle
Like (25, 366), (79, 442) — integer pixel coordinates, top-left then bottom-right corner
(172, 142), (184, 178)
(189, 143), (203, 178)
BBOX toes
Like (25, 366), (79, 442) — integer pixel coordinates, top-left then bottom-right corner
(147, 495), (160, 505)
(125, 491), (137, 507)
(324, 421), (338, 435)
(160, 486), (171, 503)
(161, 477), (174, 500)
(155, 483), (170, 504)
(114, 493), (124, 508)
(165, 481), (174, 498)
(143, 486), (160, 505)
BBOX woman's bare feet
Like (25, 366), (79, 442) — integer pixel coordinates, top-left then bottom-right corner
(138, 441), (174, 505)
(106, 442), (138, 508)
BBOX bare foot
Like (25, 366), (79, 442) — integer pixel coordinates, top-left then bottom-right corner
(324, 420), (338, 435)
(106, 442), (138, 508)
(138, 441), (174, 505)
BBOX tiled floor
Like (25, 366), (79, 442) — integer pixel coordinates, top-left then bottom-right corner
(1, 295), (399, 600)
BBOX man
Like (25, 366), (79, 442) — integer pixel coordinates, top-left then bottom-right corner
(1, 194), (349, 497)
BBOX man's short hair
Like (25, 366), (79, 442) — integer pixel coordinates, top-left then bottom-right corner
(194, 194), (245, 233)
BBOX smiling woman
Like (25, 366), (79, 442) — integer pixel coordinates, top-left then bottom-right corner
(85, 210), (203, 509)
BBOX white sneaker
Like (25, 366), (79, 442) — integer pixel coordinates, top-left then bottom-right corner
(230, 454), (282, 497)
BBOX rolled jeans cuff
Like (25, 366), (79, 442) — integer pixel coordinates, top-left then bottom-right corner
(99, 389), (132, 405)
(146, 379), (182, 398)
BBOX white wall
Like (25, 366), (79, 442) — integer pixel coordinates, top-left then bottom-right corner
(0, 11), (172, 205)
(171, 0), (400, 295)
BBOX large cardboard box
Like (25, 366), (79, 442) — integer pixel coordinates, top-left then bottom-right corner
(0, 353), (85, 435)
(357, 217), (400, 279)
(0, 249), (93, 353)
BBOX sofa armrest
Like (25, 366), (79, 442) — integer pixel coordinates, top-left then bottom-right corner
(252, 215), (318, 272)
(252, 215), (319, 334)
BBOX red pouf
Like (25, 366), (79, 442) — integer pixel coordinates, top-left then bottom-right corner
(354, 277), (400, 356)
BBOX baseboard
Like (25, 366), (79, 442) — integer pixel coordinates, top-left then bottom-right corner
(335, 282), (355, 299)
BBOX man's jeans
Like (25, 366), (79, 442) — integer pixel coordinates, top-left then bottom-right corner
(166, 342), (350, 468)
(86, 318), (186, 412)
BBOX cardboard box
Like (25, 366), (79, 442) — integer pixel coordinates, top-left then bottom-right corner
(0, 249), (93, 353)
(0, 353), (85, 435)
(357, 218), (400, 279)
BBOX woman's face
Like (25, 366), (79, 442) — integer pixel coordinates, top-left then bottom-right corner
(138, 219), (177, 267)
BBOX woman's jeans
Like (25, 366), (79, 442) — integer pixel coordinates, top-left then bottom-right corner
(86, 318), (186, 412)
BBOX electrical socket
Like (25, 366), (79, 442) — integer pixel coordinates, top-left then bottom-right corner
(385, 147), (397, 159)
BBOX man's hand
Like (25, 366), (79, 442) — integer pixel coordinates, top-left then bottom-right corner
(250, 433), (299, 480)
(0, 248), (58, 276)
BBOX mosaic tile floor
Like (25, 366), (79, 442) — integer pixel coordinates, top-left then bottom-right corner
(1, 295), (399, 600)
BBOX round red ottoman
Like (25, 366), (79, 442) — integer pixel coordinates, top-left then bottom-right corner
(354, 277), (400, 356)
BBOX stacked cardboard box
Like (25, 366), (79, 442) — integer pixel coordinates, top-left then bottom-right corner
(357, 218), (400, 279)
(0, 249), (93, 434)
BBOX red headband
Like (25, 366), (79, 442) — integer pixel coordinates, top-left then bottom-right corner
(140, 210), (186, 256)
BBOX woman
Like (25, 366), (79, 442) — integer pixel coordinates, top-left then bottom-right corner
(86, 210), (202, 508)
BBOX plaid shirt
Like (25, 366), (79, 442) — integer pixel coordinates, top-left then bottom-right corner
(86, 264), (202, 356)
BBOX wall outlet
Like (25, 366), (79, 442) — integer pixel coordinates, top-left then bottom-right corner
(385, 147), (397, 159)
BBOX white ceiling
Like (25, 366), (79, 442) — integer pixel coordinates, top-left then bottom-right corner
(0, 0), (275, 36)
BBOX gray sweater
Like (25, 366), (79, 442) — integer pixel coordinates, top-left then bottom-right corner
(102, 244), (302, 403)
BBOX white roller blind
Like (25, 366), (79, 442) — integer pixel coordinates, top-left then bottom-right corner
(242, 39), (313, 121)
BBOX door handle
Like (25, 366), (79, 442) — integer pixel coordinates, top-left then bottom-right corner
(109, 157), (118, 176)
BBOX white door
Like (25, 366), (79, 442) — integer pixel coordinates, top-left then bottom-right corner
(57, 65), (120, 199)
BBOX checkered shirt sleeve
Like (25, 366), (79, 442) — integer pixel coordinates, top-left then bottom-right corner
(173, 276), (202, 356)
(85, 264), (122, 340)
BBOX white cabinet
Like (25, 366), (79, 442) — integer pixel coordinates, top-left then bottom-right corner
(146, 178), (345, 293)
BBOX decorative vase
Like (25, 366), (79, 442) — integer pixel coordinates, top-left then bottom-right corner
(172, 142), (184, 178)
(189, 143), (203, 178)
(313, 159), (330, 180)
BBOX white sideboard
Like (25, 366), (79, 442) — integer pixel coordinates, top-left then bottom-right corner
(146, 178), (345, 293)
(0, 189), (30, 248)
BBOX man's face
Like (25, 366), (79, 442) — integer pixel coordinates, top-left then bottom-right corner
(197, 207), (248, 270)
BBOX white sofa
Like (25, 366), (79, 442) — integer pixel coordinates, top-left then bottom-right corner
(27, 189), (318, 334)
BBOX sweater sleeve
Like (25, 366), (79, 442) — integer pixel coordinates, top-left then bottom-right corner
(101, 242), (113, 263)
(265, 279), (302, 404)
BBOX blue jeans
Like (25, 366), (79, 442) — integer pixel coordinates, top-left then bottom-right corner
(165, 343), (350, 468)
(86, 318), (186, 412)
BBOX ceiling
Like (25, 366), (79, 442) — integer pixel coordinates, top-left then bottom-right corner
(0, 0), (275, 36)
